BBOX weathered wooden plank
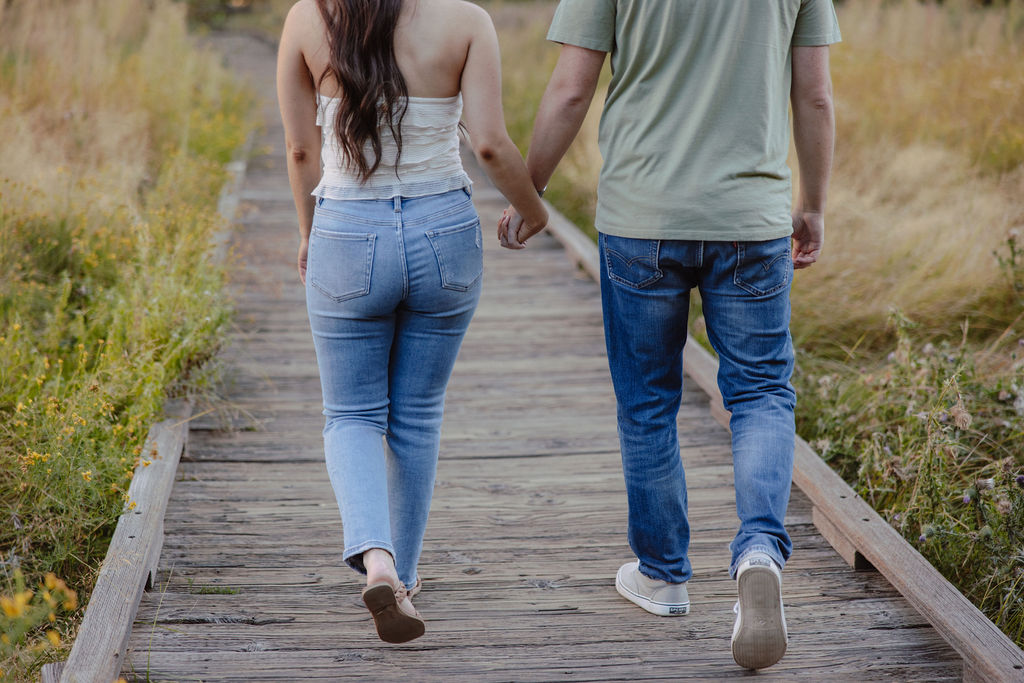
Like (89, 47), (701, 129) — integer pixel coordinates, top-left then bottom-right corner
(811, 504), (873, 571)
(38, 661), (63, 683)
(59, 403), (190, 683)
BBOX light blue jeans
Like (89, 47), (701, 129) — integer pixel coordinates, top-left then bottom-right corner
(305, 188), (482, 588)
(599, 234), (796, 584)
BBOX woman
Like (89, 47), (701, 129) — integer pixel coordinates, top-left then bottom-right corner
(277, 0), (548, 644)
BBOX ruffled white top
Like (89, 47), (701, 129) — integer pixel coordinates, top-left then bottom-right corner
(313, 93), (472, 200)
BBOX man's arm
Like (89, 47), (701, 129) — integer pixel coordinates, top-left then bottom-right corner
(790, 45), (835, 269)
(460, 5), (549, 234)
(500, 44), (605, 248)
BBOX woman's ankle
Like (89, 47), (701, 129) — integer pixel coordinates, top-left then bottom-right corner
(363, 548), (398, 586)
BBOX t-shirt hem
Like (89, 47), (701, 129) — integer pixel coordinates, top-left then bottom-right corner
(792, 30), (843, 47)
(546, 28), (613, 53)
(596, 222), (793, 243)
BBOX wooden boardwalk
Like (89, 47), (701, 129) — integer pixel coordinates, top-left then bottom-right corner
(121, 35), (961, 681)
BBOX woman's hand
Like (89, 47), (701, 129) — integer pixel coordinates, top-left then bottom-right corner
(498, 206), (546, 250)
(298, 237), (309, 284)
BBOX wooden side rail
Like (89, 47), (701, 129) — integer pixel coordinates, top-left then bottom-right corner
(542, 199), (1024, 682)
(39, 402), (191, 683)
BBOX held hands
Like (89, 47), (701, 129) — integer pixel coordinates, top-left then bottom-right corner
(497, 205), (546, 250)
(791, 211), (824, 269)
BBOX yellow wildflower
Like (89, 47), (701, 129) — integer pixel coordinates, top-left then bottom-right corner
(1, 596), (20, 618)
(81, 470), (92, 482)
(46, 630), (60, 647)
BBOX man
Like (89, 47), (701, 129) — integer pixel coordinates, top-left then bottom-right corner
(500, 0), (839, 670)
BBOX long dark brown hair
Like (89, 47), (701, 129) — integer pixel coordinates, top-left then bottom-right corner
(315, 0), (408, 182)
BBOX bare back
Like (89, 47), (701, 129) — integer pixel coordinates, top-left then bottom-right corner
(294, 0), (479, 99)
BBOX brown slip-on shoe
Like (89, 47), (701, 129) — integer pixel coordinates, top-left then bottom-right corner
(361, 581), (425, 644)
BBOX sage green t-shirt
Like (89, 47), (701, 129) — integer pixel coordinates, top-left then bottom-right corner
(548, 0), (841, 241)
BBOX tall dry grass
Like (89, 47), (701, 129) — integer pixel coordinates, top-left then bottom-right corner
(796, 0), (1024, 349)
(0, 0), (247, 215)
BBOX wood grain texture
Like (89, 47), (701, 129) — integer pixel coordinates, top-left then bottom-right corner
(118, 33), (969, 682)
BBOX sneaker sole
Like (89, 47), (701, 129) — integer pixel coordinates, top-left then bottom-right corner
(732, 566), (786, 669)
(615, 573), (690, 617)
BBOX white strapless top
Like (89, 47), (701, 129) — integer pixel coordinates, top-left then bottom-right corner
(313, 93), (472, 200)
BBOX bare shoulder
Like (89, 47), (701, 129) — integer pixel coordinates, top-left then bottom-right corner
(282, 0), (322, 36)
(416, 0), (494, 36)
(284, 0), (316, 22)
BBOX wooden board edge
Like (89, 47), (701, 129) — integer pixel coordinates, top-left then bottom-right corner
(57, 401), (191, 683)
(542, 203), (1024, 682)
(39, 661), (63, 683)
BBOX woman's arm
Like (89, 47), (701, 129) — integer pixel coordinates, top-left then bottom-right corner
(277, 0), (322, 283)
(459, 6), (548, 238)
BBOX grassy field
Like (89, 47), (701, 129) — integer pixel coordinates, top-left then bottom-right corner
(0, 0), (252, 677)
(490, 0), (1024, 646)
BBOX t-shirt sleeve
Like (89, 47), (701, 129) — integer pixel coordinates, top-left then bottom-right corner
(793, 0), (842, 46)
(547, 0), (616, 53)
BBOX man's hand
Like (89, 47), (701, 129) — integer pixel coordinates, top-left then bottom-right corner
(791, 211), (824, 269)
(298, 238), (309, 284)
(498, 207), (526, 249)
(498, 205), (546, 250)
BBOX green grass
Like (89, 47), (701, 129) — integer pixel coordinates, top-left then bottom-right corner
(0, 0), (253, 677)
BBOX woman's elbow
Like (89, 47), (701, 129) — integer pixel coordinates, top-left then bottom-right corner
(286, 139), (318, 165)
(471, 134), (514, 164)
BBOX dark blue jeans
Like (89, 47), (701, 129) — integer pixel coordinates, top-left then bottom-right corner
(599, 233), (796, 584)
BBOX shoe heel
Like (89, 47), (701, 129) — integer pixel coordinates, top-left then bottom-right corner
(733, 567), (786, 669)
(361, 582), (426, 644)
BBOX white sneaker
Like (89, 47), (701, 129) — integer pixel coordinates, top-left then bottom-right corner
(731, 553), (787, 669)
(615, 561), (690, 616)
